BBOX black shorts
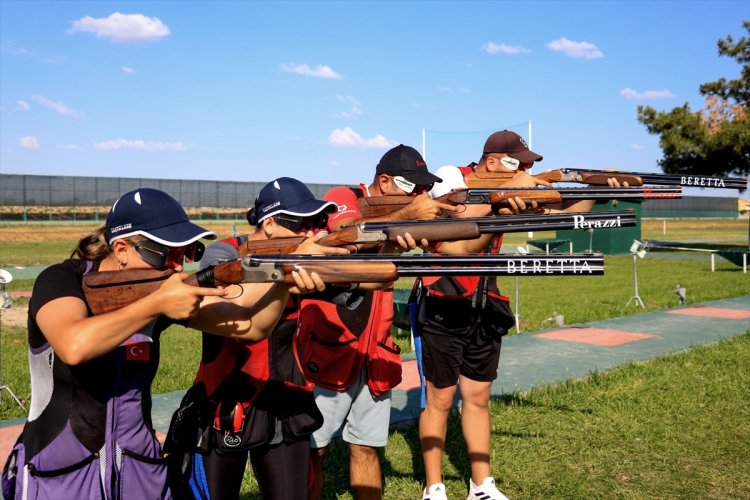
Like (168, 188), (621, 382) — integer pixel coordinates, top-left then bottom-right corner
(420, 326), (502, 388)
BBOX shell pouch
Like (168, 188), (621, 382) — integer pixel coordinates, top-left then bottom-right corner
(366, 336), (403, 397)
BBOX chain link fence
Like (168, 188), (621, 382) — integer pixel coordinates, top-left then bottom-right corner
(0, 173), (741, 221)
(0, 174), (340, 222)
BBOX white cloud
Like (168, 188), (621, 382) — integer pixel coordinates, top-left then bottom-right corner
(328, 127), (393, 149)
(280, 63), (343, 80)
(68, 12), (170, 43)
(546, 37), (604, 59)
(334, 95), (362, 119)
(629, 144), (646, 151)
(94, 139), (190, 151)
(482, 42), (531, 55)
(436, 85), (451, 92)
(338, 107), (362, 119)
(16, 100), (30, 111)
(61, 144), (83, 151)
(121, 66), (135, 73)
(20, 136), (40, 150)
(30, 95), (83, 117)
(620, 88), (675, 100)
(1, 42), (31, 56)
(335, 95), (360, 106)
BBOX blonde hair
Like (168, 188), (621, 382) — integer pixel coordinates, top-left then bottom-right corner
(70, 225), (110, 261)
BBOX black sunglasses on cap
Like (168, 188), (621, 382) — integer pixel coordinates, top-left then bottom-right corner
(273, 213), (329, 233)
(132, 240), (205, 268)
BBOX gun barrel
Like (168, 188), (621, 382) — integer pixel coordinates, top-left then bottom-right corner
(241, 253), (604, 276)
(632, 173), (748, 190)
(559, 169), (747, 190)
(469, 186), (682, 200)
(351, 209), (637, 234)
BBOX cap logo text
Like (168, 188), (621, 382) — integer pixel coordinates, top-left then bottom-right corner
(262, 201), (280, 213)
(110, 223), (132, 234)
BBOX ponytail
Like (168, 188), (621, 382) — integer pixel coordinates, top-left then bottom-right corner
(71, 225), (110, 262)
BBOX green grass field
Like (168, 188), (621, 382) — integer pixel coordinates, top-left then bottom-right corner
(1, 218), (748, 498)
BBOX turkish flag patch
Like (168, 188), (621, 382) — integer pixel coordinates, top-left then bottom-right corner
(125, 342), (151, 362)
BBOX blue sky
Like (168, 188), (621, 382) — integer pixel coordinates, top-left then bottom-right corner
(1, 1), (747, 194)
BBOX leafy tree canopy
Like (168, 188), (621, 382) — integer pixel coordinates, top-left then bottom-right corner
(637, 20), (749, 177)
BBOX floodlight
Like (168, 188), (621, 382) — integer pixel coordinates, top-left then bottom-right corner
(626, 241), (646, 308)
(0, 270), (12, 284)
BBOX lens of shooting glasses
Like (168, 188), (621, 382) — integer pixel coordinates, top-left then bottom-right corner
(274, 214), (328, 233)
(133, 240), (203, 268)
(133, 240), (170, 268)
(184, 241), (205, 263)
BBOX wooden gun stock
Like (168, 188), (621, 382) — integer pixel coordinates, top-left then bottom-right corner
(274, 261), (400, 284)
(316, 222), (481, 246)
(357, 196), (414, 218)
(237, 236), (308, 256)
(485, 189), (564, 206)
(82, 260), (246, 316)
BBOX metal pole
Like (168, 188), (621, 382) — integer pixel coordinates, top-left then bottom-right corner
(528, 120), (532, 149)
(514, 275), (521, 333)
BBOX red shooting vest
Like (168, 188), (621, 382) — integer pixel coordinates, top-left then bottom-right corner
(193, 235), (313, 407)
(295, 185), (402, 396)
(416, 166), (515, 337)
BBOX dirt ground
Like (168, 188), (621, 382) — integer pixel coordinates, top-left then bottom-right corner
(0, 305), (27, 328)
(1, 225), (102, 242)
(1, 222), (235, 243)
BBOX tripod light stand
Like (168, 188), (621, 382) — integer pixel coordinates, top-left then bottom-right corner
(625, 240), (647, 308)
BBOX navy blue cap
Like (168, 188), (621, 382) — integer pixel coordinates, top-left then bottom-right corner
(105, 188), (216, 246)
(250, 177), (338, 225)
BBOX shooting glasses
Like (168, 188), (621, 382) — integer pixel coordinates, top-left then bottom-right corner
(133, 240), (205, 269)
(273, 213), (329, 233)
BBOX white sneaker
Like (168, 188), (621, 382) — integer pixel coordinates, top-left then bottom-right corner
(423, 482), (448, 500)
(467, 477), (509, 500)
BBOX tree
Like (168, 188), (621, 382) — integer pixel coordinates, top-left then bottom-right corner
(637, 21), (749, 177)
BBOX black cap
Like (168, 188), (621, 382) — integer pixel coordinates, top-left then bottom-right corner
(375, 145), (442, 185)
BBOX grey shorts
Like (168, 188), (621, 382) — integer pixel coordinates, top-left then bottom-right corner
(310, 369), (391, 448)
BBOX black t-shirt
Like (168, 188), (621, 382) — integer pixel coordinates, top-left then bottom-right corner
(28, 258), (176, 347)
(28, 259), (94, 348)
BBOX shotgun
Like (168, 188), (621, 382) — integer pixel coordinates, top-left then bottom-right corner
(82, 253), (605, 315)
(232, 210), (636, 254)
(324, 210), (637, 245)
(465, 168), (748, 190)
(358, 186), (682, 218)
